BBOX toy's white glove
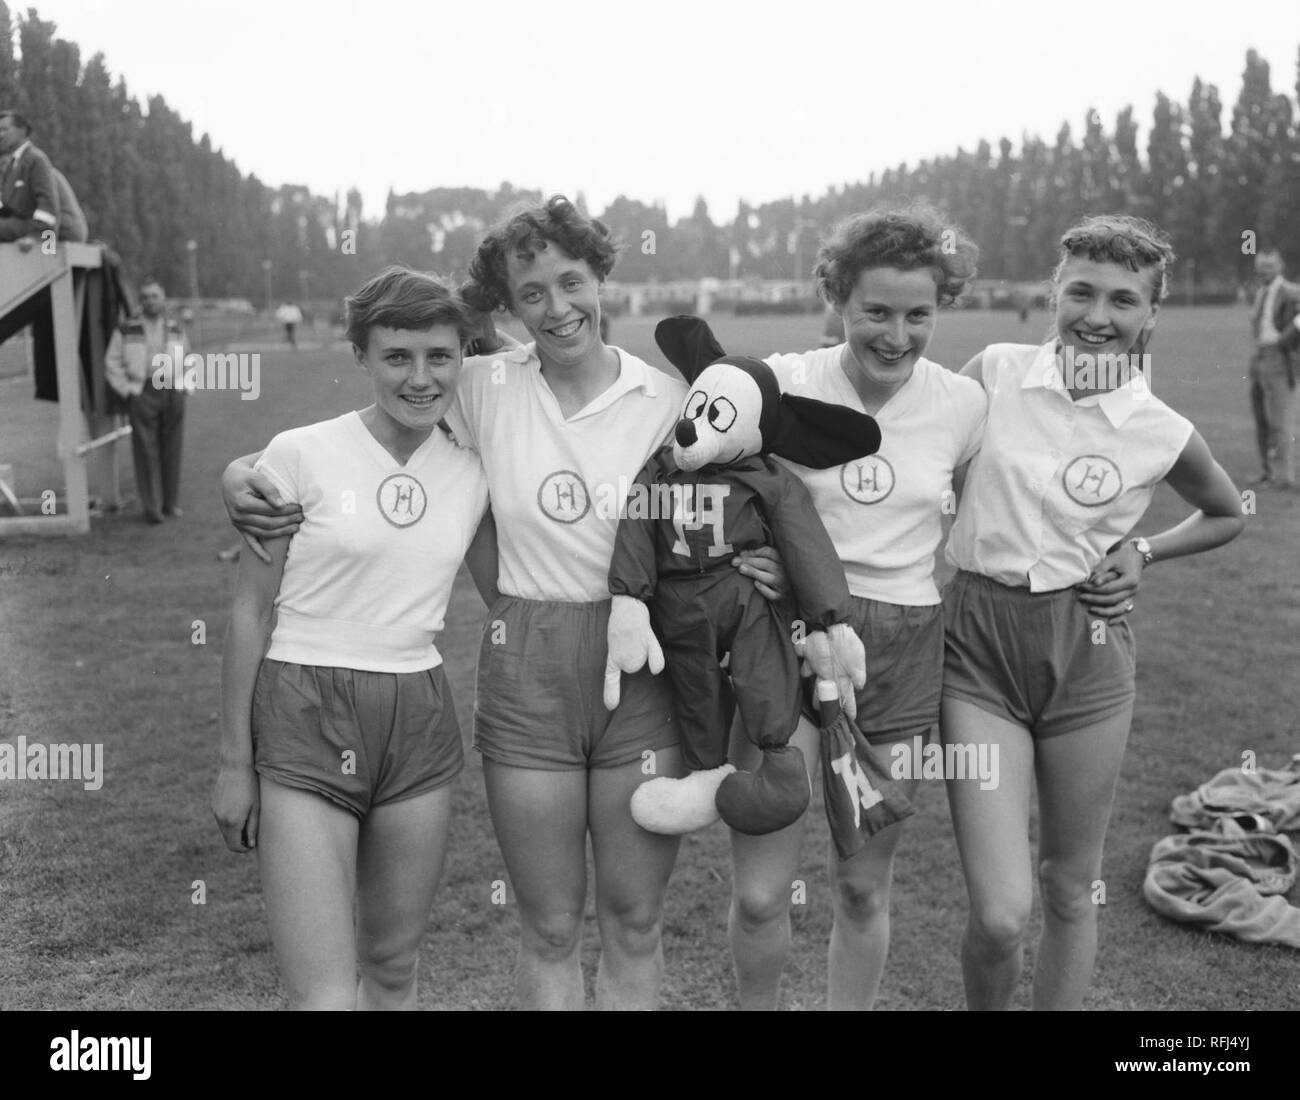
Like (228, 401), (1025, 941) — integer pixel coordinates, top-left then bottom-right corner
(604, 595), (664, 710)
(801, 624), (866, 720)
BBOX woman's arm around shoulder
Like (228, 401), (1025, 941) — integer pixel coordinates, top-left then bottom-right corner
(222, 448), (304, 562)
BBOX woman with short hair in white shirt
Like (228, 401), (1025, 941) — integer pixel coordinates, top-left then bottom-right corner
(942, 215), (1245, 1009)
(212, 267), (489, 1009)
(733, 203), (988, 1010)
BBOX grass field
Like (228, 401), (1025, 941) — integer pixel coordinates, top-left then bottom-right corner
(1, 305), (1298, 1010)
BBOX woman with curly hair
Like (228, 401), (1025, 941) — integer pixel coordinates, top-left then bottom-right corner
(453, 194), (787, 1008)
(447, 195), (688, 1010)
(728, 201), (993, 1009)
(941, 215), (1244, 1009)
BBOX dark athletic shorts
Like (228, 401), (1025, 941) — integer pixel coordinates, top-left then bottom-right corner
(941, 570), (1136, 739)
(473, 596), (680, 770)
(800, 595), (944, 745)
(252, 658), (463, 817)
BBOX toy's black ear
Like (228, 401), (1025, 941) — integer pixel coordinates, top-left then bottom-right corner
(654, 315), (728, 384)
(769, 394), (881, 469)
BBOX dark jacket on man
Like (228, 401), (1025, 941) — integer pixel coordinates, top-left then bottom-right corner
(0, 140), (60, 240)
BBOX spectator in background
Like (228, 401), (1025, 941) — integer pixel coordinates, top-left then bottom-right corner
(1247, 249), (1300, 490)
(105, 278), (190, 524)
(275, 301), (303, 348)
(0, 110), (60, 243)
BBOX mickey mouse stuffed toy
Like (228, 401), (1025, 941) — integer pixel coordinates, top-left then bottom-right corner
(603, 315), (881, 836)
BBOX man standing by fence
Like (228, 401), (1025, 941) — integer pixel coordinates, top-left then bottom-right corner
(1248, 250), (1300, 491)
(105, 279), (191, 524)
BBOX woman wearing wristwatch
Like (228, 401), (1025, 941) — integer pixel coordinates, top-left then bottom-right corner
(940, 214), (1245, 1010)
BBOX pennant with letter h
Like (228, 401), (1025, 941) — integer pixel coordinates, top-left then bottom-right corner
(814, 680), (915, 860)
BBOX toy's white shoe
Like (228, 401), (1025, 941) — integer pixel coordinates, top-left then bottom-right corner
(631, 764), (737, 834)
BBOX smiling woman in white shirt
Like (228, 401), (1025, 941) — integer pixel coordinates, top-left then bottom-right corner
(732, 204), (986, 1011)
(452, 197), (690, 1010)
(212, 268), (489, 1009)
(452, 194), (785, 1009)
(941, 215), (1245, 1010)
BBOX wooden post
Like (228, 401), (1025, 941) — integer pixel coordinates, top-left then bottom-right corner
(47, 259), (88, 532)
(0, 242), (109, 536)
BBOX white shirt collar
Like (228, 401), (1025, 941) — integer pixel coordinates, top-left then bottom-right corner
(8, 140), (30, 164)
(1080, 380), (1148, 428)
(1021, 341), (1147, 428)
(515, 341), (660, 399)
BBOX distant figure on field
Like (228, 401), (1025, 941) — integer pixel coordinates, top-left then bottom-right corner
(275, 301), (303, 348)
(1247, 250), (1300, 490)
(0, 110), (60, 243)
(105, 278), (191, 524)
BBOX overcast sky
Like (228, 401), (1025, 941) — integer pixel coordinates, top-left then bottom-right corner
(19, 0), (1300, 221)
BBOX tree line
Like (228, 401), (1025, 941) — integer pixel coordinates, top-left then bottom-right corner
(2, 5), (1296, 302)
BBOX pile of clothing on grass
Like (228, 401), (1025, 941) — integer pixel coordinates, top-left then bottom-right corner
(1143, 755), (1300, 948)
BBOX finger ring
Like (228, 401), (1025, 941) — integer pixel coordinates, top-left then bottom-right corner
(1124, 602), (1134, 613)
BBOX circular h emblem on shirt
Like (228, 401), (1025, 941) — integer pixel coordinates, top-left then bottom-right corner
(538, 469), (591, 524)
(376, 473), (428, 528)
(1062, 454), (1122, 507)
(840, 455), (895, 505)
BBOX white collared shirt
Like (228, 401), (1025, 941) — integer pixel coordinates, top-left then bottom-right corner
(765, 346), (987, 605)
(450, 342), (686, 602)
(945, 342), (1193, 591)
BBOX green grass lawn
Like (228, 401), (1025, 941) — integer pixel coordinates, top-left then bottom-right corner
(1, 305), (1297, 1010)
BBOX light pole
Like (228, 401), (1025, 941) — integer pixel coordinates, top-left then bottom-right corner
(185, 239), (201, 348)
(262, 259), (272, 313)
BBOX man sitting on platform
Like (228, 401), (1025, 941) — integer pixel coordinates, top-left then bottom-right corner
(0, 110), (60, 244)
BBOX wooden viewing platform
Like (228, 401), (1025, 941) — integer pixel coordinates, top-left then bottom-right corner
(0, 240), (126, 536)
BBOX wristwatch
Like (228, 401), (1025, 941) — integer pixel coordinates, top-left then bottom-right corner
(1129, 537), (1154, 566)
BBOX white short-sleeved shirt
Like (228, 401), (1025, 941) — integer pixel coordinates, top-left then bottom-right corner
(451, 343), (687, 603)
(256, 412), (489, 672)
(764, 346), (987, 605)
(945, 342), (1194, 591)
